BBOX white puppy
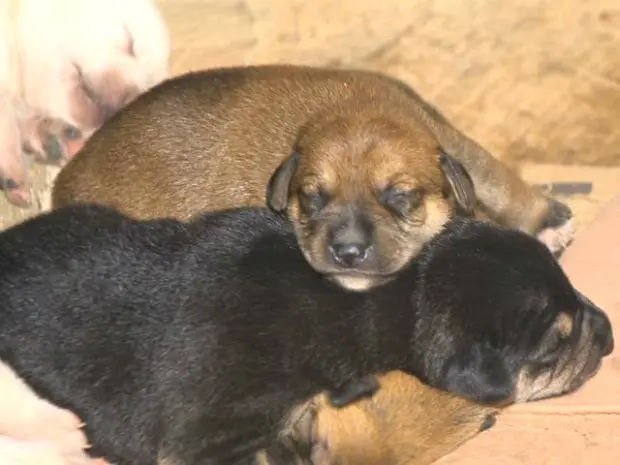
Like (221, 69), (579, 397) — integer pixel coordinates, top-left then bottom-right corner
(0, 0), (170, 206)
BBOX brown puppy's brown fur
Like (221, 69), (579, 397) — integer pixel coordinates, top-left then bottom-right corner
(258, 372), (498, 465)
(52, 64), (571, 292)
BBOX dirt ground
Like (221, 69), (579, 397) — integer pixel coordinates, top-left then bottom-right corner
(2, 0), (620, 231)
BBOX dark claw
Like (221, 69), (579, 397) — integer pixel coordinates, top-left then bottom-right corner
(0, 178), (18, 190)
(479, 413), (497, 432)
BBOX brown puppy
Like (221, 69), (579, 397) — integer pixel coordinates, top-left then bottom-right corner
(260, 371), (498, 465)
(52, 64), (573, 292)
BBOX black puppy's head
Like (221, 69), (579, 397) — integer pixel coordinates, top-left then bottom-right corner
(415, 218), (614, 406)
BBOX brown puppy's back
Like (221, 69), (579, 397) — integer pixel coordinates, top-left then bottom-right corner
(53, 65), (552, 232)
(53, 65), (445, 219)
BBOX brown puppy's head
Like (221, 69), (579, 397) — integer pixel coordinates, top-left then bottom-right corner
(258, 372), (498, 465)
(266, 115), (476, 291)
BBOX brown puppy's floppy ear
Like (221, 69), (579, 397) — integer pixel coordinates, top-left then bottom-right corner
(441, 343), (516, 406)
(266, 151), (301, 213)
(438, 148), (476, 216)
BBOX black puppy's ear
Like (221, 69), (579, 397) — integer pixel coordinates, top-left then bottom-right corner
(266, 151), (301, 213)
(441, 343), (516, 405)
(438, 148), (476, 216)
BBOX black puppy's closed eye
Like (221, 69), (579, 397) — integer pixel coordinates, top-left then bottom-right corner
(299, 187), (330, 215)
(441, 343), (516, 405)
(328, 375), (380, 408)
(380, 187), (423, 216)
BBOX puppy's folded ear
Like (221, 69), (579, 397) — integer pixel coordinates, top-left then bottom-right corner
(266, 151), (301, 213)
(441, 343), (516, 405)
(438, 148), (476, 216)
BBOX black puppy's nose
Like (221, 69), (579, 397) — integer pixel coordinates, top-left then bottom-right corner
(591, 309), (614, 356)
(329, 242), (370, 268)
(578, 290), (615, 356)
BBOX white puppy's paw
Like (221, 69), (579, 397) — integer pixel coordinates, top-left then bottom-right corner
(0, 363), (88, 455)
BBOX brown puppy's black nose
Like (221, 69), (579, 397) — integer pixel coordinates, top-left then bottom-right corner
(329, 242), (369, 268)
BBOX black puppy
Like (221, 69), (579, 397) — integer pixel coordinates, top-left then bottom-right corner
(0, 204), (613, 465)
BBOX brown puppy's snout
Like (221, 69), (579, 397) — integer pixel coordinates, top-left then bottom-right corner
(327, 210), (375, 269)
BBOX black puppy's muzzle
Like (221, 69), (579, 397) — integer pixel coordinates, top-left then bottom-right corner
(578, 291), (614, 357)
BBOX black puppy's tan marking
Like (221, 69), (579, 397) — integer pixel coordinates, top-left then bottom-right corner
(53, 64), (572, 291)
(0, 205), (611, 465)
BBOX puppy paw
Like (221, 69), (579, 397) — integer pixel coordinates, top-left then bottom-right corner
(535, 198), (575, 256)
(11, 401), (89, 455)
(0, 137), (31, 207)
(0, 177), (32, 208)
(22, 116), (83, 166)
(0, 363), (88, 453)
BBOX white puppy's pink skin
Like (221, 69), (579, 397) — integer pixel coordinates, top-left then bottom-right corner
(0, 99), (83, 206)
(0, 96), (30, 206)
(0, 5), (30, 206)
(0, 363), (108, 465)
(0, 0), (169, 207)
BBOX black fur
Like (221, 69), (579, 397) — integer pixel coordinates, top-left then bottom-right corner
(0, 204), (611, 465)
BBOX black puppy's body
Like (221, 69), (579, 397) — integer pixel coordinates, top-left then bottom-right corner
(0, 205), (612, 465)
(0, 206), (418, 465)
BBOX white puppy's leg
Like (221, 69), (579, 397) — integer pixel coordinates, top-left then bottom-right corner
(19, 112), (85, 165)
(0, 95), (31, 207)
(0, 362), (89, 455)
